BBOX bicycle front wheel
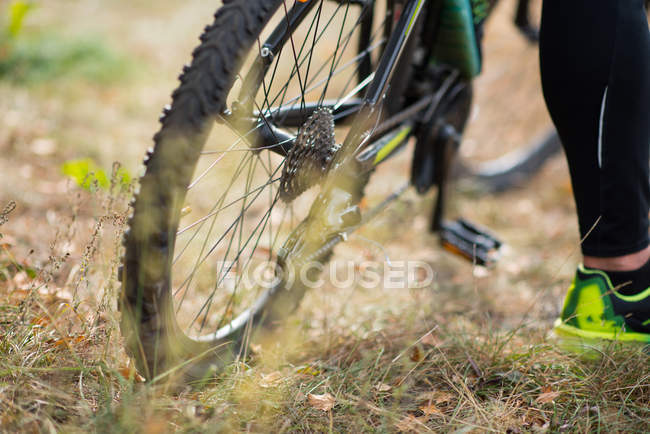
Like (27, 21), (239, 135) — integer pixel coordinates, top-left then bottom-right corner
(120, 0), (392, 382)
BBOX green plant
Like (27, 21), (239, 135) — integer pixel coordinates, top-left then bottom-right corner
(0, 1), (131, 84)
(0, 1), (34, 57)
(61, 159), (131, 192)
(6, 1), (35, 38)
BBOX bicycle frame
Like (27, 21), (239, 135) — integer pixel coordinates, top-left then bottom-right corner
(118, 0), (549, 381)
(225, 0), (431, 164)
(225, 0), (543, 167)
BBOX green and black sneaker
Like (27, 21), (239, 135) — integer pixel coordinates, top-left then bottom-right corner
(554, 265), (650, 344)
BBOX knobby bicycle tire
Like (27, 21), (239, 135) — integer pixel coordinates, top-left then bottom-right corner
(120, 0), (392, 382)
(456, 130), (562, 193)
(119, 0), (556, 384)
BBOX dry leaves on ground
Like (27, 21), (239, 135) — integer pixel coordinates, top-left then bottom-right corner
(296, 365), (321, 376)
(375, 382), (392, 392)
(409, 345), (423, 362)
(420, 331), (443, 347)
(419, 403), (442, 415)
(117, 366), (146, 383)
(307, 393), (335, 411)
(536, 385), (560, 404)
(416, 390), (454, 405)
(259, 371), (283, 388)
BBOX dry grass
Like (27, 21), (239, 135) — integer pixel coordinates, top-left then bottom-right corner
(0, 0), (648, 432)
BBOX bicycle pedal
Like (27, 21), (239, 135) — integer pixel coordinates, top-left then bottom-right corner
(439, 218), (501, 266)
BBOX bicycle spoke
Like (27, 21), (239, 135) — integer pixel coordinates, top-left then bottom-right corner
(175, 154), (257, 311)
(180, 160), (283, 282)
(281, 0), (307, 113)
(319, 0), (352, 104)
(257, 1), (323, 117)
(174, 164), (283, 304)
(168, 1), (384, 336)
(269, 3), (375, 121)
(266, 1), (346, 113)
(189, 189), (281, 332)
(174, 152), (255, 266)
(195, 153), (259, 332)
(265, 39), (385, 120)
(177, 178), (280, 237)
(301, 0), (325, 110)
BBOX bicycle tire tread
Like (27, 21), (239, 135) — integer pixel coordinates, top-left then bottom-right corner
(120, 0), (283, 380)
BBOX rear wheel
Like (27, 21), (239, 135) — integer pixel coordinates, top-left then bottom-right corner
(456, 0), (561, 193)
(120, 0), (392, 382)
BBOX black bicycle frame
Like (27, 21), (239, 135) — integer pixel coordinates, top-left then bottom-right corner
(226, 0), (543, 161)
(227, 0), (429, 158)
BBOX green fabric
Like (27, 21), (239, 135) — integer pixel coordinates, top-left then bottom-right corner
(555, 269), (650, 343)
(430, 0), (482, 78)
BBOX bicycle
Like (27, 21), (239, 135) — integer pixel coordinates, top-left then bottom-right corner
(119, 0), (559, 383)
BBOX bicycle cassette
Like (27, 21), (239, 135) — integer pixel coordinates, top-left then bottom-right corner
(280, 107), (340, 202)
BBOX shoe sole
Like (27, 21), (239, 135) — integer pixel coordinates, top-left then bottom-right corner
(553, 319), (650, 355)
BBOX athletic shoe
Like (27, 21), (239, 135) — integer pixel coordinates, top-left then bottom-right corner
(554, 265), (650, 343)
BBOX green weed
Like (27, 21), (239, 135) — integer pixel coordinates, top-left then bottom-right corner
(5, 1), (35, 38)
(62, 159), (131, 192)
(1, 2), (132, 85)
(0, 32), (132, 84)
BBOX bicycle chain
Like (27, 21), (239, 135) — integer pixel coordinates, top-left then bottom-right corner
(279, 107), (340, 202)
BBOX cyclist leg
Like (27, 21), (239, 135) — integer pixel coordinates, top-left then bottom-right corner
(540, 0), (650, 340)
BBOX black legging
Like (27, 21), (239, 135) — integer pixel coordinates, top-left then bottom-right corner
(540, 0), (650, 257)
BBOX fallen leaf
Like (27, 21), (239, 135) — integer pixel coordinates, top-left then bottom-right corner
(421, 332), (442, 347)
(374, 382), (392, 392)
(416, 390), (453, 405)
(307, 393), (335, 411)
(409, 345), (423, 362)
(31, 315), (49, 327)
(523, 413), (550, 429)
(118, 366), (145, 383)
(536, 389), (560, 404)
(419, 403), (442, 415)
(53, 335), (85, 347)
(296, 365), (321, 376)
(260, 371), (282, 388)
